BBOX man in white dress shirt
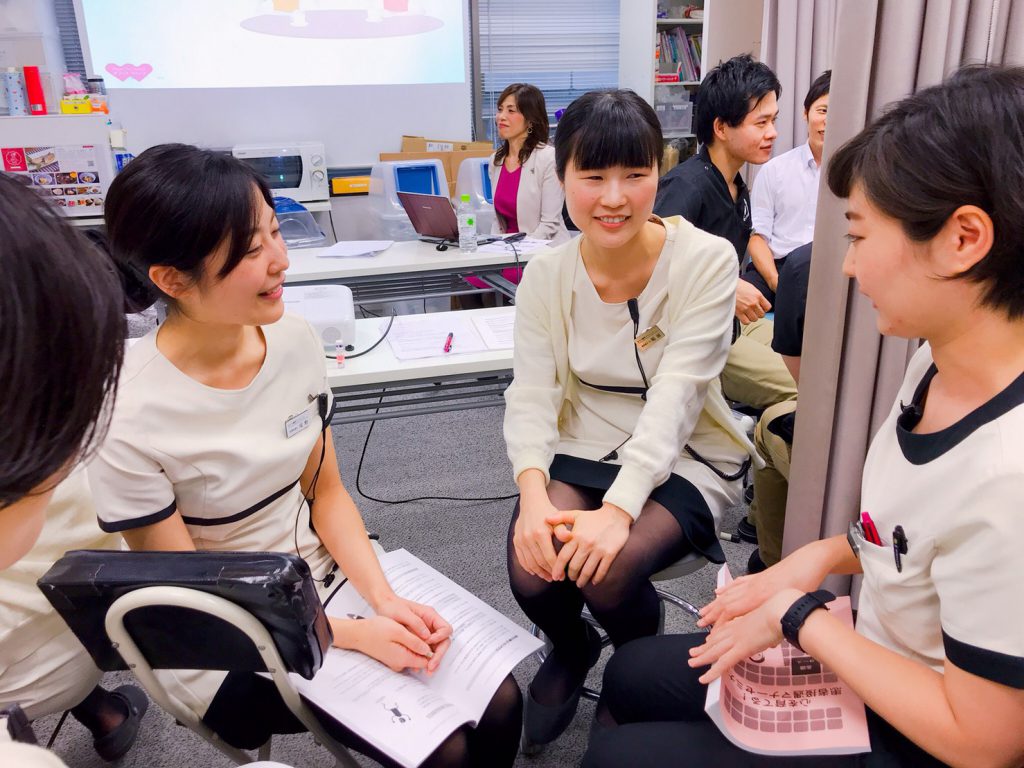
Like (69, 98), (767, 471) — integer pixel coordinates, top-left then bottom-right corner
(743, 70), (830, 304)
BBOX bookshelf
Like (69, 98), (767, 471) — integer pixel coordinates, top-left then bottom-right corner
(619, 0), (766, 170)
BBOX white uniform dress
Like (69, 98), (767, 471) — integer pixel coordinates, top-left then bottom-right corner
(88, 313), (339, 718)
(855, 344), (1024, 687)
(0, 468), (118, 719)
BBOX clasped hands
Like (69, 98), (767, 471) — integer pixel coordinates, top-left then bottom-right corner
(513, 499), (632, 588)
(687, 565), (807, 685)
(342, 593), (453, 674)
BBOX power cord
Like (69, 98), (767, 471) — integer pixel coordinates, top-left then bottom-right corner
(354, 390), (518, 505)
(326, 312), (396, 361)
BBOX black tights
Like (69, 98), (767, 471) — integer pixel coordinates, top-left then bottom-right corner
(507, 480), (691, 706)
(203, 671), (523, 768)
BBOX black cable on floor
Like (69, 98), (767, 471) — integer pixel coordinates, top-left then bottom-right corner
(354, 390), (518, 505)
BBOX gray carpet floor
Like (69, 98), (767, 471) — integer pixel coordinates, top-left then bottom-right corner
(35, 307), (757, 767)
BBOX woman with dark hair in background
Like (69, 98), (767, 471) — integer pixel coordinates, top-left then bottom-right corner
(0, 174), (146, 764)
(584, 65), (1024, 768)
(488, 83), (568, 244)
(88, 143), (522, 767)
(503, 89), (759, 749)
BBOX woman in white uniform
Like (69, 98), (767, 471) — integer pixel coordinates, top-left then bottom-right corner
(584, 66), (1024, 768)
(0, 175), (141, 764)
(503, 89), (759, 747)
(88, 144), (522, 767)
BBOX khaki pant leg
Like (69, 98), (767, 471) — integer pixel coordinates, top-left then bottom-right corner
(749, 400), (797, 566)
(720, 318), (797, 410)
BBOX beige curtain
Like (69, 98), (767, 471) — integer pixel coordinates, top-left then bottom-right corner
(760, 0), (839, 154)
(779, 0), (1024, 594)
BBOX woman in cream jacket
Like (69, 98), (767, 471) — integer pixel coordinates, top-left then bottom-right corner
(503, 90), (758, 750)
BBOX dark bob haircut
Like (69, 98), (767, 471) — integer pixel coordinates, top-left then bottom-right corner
(827, 65), (1024, 320)
(104, 143), (274, 309)
(554, 89), (663, 181)
(494, 83), (550, 167)
(694, 53), (781, 146)
(0, 173), (125, 507)
(804, 69), (831, 112)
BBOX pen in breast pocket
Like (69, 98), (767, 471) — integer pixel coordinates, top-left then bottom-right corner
(861, 512), (882, 545)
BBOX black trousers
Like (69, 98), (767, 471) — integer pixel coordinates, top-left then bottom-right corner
(584, 634), (951, 768)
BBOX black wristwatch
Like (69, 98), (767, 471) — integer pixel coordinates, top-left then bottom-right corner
(780, 590), (836, 652)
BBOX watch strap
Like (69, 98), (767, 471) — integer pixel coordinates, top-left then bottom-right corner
(780, 590), (835, 652)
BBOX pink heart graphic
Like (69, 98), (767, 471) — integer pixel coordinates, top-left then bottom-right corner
(105, 63), (153, 82)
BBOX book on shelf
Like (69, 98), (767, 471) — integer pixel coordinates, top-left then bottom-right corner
(292, 549), (543, 768)
(656, 29), (702, 82)
(704, 566), (871, 757)
(656, 72), (682, 83)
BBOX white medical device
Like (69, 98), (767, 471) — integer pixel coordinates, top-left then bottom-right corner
(282, 284), (356, 349)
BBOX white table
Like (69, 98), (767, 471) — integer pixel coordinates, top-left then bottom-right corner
(286, 240), (536, 304)
(326, 307), (514, 424)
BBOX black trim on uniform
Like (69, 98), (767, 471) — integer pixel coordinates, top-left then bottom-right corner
(576, 375), (647, 397)
(97, 499), (177, 533)
(180, 480), (299, 527)
(548, 454), (725, 564)
(897, 364), (1024, 464)
(943, 629), (1024, 689)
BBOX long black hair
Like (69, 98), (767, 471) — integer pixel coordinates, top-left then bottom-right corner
(104, 143), (274, 309)
(0, 173), (125, 507)
(828, 65), (1024, 319)
(493, 83), (550, 167)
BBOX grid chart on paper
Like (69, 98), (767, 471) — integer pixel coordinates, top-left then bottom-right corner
(724, 643), (845, 733)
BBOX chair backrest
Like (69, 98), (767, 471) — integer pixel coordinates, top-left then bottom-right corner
(38, 550), (331, 679)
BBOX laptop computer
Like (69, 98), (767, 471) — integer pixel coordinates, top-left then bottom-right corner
(396, 191), (498, 245)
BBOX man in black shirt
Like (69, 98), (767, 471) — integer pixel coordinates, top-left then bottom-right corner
(747, 242), (811, 572)
(654, 55), (797, 410)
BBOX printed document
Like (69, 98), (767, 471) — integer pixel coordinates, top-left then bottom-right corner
(383, 312), (488, 360)
(705, 566), (870, 756)
(292, 549), (542, 768)
(470, 307), (515, 350)
(318, 240), (394, 258)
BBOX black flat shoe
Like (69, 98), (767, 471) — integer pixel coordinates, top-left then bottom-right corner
(93, 685), (149, 762)
(522, 624), (603, 752)
(747, 549), (768, 575)
(737, 517), (759, 544)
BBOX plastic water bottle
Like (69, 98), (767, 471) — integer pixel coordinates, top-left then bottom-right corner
(457, 193), (478, 252)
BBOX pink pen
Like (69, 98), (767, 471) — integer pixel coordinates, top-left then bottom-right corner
(443, 332), (454, 353)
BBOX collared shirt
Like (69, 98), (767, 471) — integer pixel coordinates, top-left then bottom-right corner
(750, 142), (820, 260)
(653, 145), (751, 266)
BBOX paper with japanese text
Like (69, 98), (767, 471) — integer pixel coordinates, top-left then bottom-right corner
(291, 549), (542, 767)
(705, 566), (870, 755)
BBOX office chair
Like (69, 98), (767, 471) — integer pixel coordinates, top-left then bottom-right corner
(38, 550), (360, 767)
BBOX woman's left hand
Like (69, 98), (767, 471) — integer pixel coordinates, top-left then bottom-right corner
(374, 595), (453, 673)
(545, 503), (632, 588)
(687, 588), (803, 684)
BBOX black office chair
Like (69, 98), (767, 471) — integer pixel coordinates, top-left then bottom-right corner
(38, 550), (359, 767)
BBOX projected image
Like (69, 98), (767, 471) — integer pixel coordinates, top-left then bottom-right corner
(78, 0), (465, 89)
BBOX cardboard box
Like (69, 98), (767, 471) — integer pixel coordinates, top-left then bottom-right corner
(400, 135), (493, 153)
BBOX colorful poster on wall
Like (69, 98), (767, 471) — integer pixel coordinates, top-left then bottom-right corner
(2, 144), (105, 212)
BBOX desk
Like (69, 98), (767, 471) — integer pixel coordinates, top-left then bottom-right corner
(327, 307), (514, 424)
(286, 240), (538, 304)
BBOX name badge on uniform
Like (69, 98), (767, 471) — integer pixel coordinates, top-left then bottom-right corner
(285, 407), (313, 439)
(635, 325), (665, 351)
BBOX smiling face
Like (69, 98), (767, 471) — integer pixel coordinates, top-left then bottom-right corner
(717, 91), (779, 166)
(805, 93), (829, 159)
(842, 183), (950, 339)
(495, 95), (529, 143)
(171, 194), (289, 327)
(563, 159), (659, 252)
